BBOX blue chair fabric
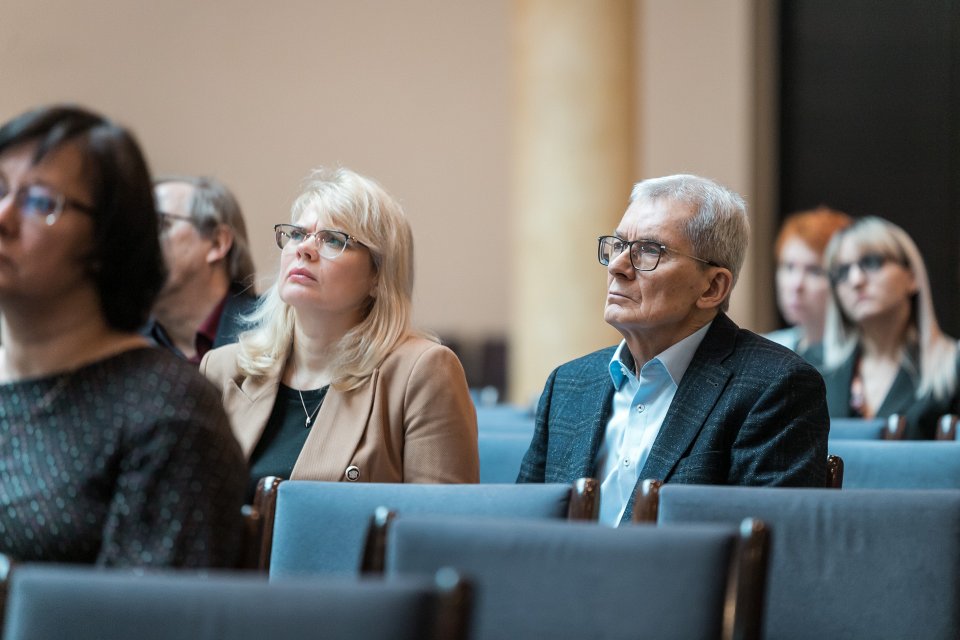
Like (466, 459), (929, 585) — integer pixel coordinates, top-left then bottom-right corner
(475, 405), (535, 434)
(270, 482), (573, 577)
(656, 484), (960, 640)
(385, 515), (746, 640)
(827, 440), (960, 488)
(478, 431), (532, 483)
(828, 417), (888, 440)
(3, 565), (469, 640)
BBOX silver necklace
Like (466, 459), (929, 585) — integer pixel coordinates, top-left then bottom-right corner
(297, 388), (324, 428)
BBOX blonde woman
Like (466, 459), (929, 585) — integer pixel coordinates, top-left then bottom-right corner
(201, 168), (478, 498)
(822, 216), (958, 438)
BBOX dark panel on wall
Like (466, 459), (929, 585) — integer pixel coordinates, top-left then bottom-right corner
(779, 0), (960, 336)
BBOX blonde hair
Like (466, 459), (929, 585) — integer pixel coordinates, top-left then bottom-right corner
(236, 167), (430, 391)
(822, 216), (957, 401)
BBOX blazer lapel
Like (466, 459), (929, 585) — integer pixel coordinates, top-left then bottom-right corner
(631, 315), (737, 498)
(225, 373), (281, 459)
(568, 374), (615, 481)
(291, 369), (377, 481)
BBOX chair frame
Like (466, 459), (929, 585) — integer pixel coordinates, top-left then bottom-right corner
(250, 476), (600, 572)
(936, 413), (958, 440)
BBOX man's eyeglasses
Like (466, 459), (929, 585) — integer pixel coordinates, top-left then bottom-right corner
(598, 235), (719, 272)
(830, 253), (900, 285)
(0, 182), (95, 226)
(274, 224), (366, 260)
(157, 211), (196, 233)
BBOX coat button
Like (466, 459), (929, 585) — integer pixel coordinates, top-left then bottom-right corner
(345, 465), (360, 481)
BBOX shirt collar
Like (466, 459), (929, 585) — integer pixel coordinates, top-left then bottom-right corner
(608, 321), (713, 388)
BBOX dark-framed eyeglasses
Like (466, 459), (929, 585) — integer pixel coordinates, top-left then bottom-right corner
(597, 235), (720, 272)
(274, 224), (366, 260)
(157, 211), (197, 233)
(830, 253), (899, 285)
(0, 182), (95, 226)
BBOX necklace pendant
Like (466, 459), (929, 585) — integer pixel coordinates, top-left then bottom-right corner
(305, 416), (312, 428)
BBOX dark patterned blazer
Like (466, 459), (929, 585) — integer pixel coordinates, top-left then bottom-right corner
(517, 313), (829, 524)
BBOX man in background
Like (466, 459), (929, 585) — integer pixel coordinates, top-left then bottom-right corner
(146, 176), (257, 362)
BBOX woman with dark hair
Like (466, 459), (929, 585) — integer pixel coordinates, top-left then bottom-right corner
(0, 104), (246, 566)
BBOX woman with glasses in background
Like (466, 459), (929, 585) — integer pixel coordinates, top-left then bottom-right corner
(0, 104), (245, 566)
(201, 167), (478, 499)
(821, 216), (958, 438)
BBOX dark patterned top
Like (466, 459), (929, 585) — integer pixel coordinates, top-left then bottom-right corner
(0, 347), (247, 567)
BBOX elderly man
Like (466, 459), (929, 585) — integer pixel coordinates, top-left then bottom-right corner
(146, 176), (257, 363)
(518, 174), (829, 525)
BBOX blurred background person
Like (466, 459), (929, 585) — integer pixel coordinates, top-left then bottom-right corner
(145, 175), (257, 363)
(766, 206), (851, 368)
(822, 216), (958, 439)
(0, 104), (246, 566)
(201, 167), (478, 500)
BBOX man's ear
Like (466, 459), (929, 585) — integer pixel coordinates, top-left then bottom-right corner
(206, 225), (234, 264)
(696, 267), (733, 310)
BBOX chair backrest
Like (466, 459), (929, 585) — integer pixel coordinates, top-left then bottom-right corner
(477, 431), (532, 483)
(385, 514), (767, 640)
(827, 440), (960, 488)
(3, 565), (471, 640)
(268, 480), (597, 577)
(475, 405), (535, 434)
(828, 415), (905, 440)
(655, 484), (960, 640)
(936, 414), (958, 440)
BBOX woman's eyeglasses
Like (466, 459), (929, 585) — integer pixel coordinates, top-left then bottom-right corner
(0, 183), (95, 226)
(830, 253), (902, 285)
(274, 224), (366, 260)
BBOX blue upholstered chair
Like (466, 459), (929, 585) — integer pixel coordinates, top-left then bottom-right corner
(478, 431), (532, 483)
(2, 565), (471, 640)
(266, 479), (598, 577)
(827, 440), (960, 488)
(383, 514), (767, 640)
(475, 404), (535, 434)
(828, 414), (905, 440)
(647, 484), (960, 640)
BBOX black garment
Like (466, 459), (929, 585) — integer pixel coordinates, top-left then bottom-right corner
(246, 384), (329, 501)
(823, 345), (955, 439)
(0, 348), (246, 567)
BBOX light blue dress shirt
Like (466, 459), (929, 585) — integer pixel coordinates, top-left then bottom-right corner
(595, 323), (712, 526)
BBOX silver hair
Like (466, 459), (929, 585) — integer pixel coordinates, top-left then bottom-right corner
(154, 175), (256, 286)
(630, 174), (750, 312)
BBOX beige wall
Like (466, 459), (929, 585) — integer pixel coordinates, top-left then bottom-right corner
(1, 0), (512, 338)
(1, 1), (776, 384)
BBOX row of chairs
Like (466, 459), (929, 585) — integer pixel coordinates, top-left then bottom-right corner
(475, 411), (925, 484)
(1, 514), (766, 640)
(10, 479), (957, 639)
(475, 408), (915, 440)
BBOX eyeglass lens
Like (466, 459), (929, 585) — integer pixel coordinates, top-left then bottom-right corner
(598, 236), (662, 271)
(0, 183), (66, 226)
(275, 225), (350, 259)
(832, 253), (888, 284)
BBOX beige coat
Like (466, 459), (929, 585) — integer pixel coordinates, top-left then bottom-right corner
(200, 336), (479, 484)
